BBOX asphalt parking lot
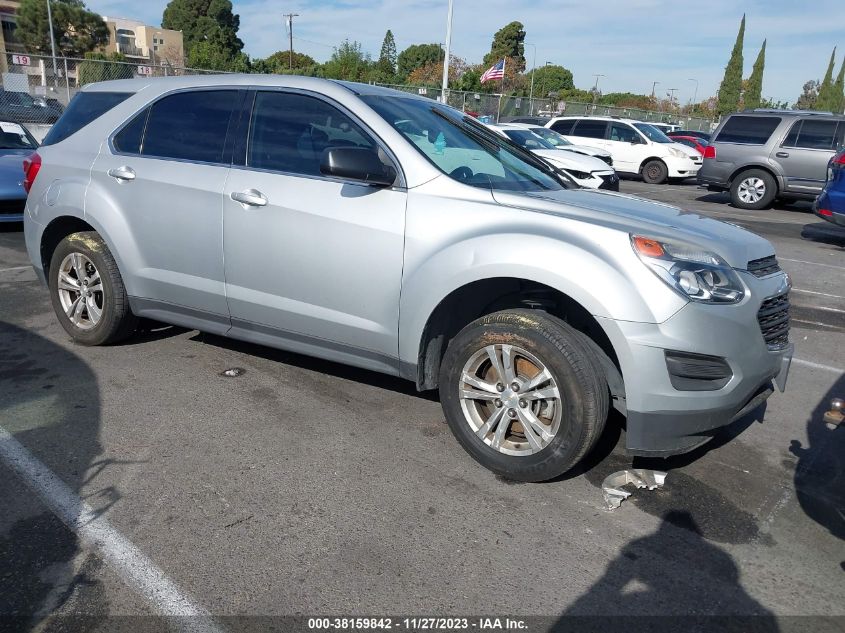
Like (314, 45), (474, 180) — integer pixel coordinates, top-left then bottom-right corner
(1, 180), (844, 631)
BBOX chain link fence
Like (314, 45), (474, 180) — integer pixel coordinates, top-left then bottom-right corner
(0, 51), (226, 135)
(374, 83), (716, 132)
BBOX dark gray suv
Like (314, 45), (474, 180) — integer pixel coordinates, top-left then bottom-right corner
(698, 109), (845, 210)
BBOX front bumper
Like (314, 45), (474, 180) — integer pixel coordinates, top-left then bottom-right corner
(598, 270), (792, 456)
(664, 155), (701, 178)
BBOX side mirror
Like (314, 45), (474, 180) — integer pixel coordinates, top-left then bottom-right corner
(320, 147), (397, 187)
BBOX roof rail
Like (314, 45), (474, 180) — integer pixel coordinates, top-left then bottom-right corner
(744, 108), (834, 115)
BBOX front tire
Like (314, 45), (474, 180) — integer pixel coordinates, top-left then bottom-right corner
(49, 231), (137, 345)
(641, 159), (668, 184)
(730, 169), (776, 210)
(439, 310), (609, 482)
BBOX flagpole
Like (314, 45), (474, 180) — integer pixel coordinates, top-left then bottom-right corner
(496, 58), (506, 123)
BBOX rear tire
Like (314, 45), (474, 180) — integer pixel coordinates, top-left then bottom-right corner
(641, 159), (668, 184)
(438, 310), (609, 482)
(49, 231), (137, 346)
(730, 169), (776, 210)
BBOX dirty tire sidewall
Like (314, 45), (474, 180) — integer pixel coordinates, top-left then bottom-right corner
(730, 168), (776, 210)
(439, 310), (608, 483)
(641, 159), (668, 184)
(49, 231), (137, 346)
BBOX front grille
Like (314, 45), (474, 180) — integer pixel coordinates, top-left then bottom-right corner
(0, 198), (25, 216)
(598, 154), (613, 167)
(757, 292), (790, 350)
(747, 255), (781, 277)
(598, 173), (619, 191)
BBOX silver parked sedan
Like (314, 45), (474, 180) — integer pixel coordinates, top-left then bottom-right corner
(24, 76), (793, 481)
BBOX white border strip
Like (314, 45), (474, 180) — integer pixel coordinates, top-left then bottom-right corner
(0, 425), (224, 633)
(793, 358), (844, 374)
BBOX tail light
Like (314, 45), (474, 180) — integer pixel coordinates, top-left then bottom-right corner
(22, 152), (41, 194)
(818, 208), (833, 217)
(703, 146), (716, 159)
(834, 152), (845, 166)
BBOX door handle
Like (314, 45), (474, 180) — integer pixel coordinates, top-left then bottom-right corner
(775, 152), (789, 158)
(107, 166), (135, 181)
(230, 189), (267, 207)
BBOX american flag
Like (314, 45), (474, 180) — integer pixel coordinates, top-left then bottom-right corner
(480, 59), (506, 83)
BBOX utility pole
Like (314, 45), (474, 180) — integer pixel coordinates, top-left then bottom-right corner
(667, 88), (678, 111)
(651, 81), (659, 100)
(45, 0), (58, 82)
(440, 0), (453, 103)
(591, 74), (605, 111)
(688, 78), (699, 112)
(284, 13), (299, 69)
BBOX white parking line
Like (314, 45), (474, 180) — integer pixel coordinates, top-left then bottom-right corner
(0, 265), (32, 273)
(792, 288), (845, 300)
(0, 425), (224, 633)
(793, 358), (844, 374)
(781, 257), (845, 271)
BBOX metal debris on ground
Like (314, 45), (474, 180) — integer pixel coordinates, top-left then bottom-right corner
(219, 367), (246, 378)
(602, 469), (668, 510)
(823, 398), (843, 429)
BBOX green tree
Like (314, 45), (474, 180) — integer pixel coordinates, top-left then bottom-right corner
(162, 0), (243, 58)
(187, 40), (249, 71)
(816, 47), (837, 111)
(744, 39), (766, 110)
(483, 21), (526, 72)
(717, 14), (745, 116)
(396, 43), (443, 79)
(16, 0), (109, 57)
(252, 51), (316, 74)
(794, 79), (819, 110)
(527, 64), (573, 97)
(321, 39), (371, 81)
(77, 51), (134, 85)
(375, 29), (397, 76)
(834, 57), (845, 114)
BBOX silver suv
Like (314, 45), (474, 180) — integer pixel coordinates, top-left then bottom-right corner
(698, 109), (845, 210)
(23, 76), (793, 481)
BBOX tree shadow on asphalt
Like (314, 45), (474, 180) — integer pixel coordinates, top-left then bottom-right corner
(0, 320), (108, 631)
(189, 331), (439, 401)
(551, 511), (780, 633)
(789, 374), (845, 544)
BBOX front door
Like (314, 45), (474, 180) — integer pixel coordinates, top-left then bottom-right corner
(222, 90), (406, 371)
(90, 89), (241, 319)
(776, 118), (843, 195)
(607, 122), (645, 173)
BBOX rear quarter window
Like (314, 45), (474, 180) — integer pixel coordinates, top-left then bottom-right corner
(550, 119), (575, 134)
(42, 91), (132, 146)
(714, 116), (781, 145)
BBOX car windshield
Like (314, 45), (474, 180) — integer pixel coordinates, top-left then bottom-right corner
(0, 122), (37, 149)
(634, 123), (673, 143)
(529, 127), (572, 146)
(501, 129), (557, 150)
(363, 95), (567, 192)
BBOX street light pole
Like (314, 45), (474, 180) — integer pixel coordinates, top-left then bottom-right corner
(525, 42), (536, 113)
(591, 74), (605, 110)
(440, 0), (453, 102)
(688, 78), (699, 112)
(651, 81), (659, 100)
(45, 0), (58, 81)
(667, 88), (678, 113)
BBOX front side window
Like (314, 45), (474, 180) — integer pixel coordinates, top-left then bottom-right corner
(610, 123), (641, 143)
(362, 95), (566, 193)
(530, 127), (572, 146)
(502, 129), (556, 150)
(248, 91), (375, 176)
(715, 116), (781, 145)
(571, 119), (607, 139)
(142, 90), (238, 163)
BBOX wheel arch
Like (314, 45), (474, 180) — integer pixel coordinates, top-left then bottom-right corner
(728, 164), (782, 193)
(637, 156), (667, 173)
(39, 216), (98, 275)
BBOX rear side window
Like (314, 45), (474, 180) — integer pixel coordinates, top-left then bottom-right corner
(715, 116), (781, 144)
(42, 91), (131, 146)
(783, 119), (840, 150)
(142, 90), (238, 163)
(550, 119), (575, 134)
(571, 119), (608, 139)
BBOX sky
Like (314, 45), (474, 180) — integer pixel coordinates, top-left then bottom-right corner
(86, 0), (844, 105)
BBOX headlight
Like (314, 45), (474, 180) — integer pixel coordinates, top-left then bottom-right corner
(631, 235), (745, 303)
(565, 169), (591, 180)
(668, 147), (686, 158)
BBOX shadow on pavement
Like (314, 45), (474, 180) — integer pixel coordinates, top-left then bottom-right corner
(554, 511), (780, 632)
(789, 374), (845, 543)
(801, 222), (845, 248)
(0, 321), (107, 630)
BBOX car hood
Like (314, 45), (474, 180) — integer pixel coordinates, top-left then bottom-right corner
(672, 142), (701, 159)
(532, 148), (612, 173)
(491, 187), (774, 268)
(561, 145), (612, 159)
(0, 150), (29, 198)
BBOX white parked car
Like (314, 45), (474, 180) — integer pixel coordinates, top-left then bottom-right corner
(545, 116), (702, 184)
(486, 123), (619, 190)
(649, 122), (682, 135)
(506, 123), (614, 166)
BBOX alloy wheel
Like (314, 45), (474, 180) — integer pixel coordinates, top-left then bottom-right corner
(57, 252), (104, 330)
(738, 177), (766, 204)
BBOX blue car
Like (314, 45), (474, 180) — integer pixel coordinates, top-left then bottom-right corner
(0, 121), (38, 223)
(814, 148), (845, 228)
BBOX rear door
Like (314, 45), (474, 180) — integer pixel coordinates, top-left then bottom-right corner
(566, 119), (609, 150)
(90, 88), (242, 322)
(776, 118), (843, 195)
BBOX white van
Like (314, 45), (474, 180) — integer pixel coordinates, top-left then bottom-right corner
(545, 116), (702, 184)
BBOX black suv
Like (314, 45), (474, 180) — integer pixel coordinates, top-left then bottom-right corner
(698, 109), (845, 210)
